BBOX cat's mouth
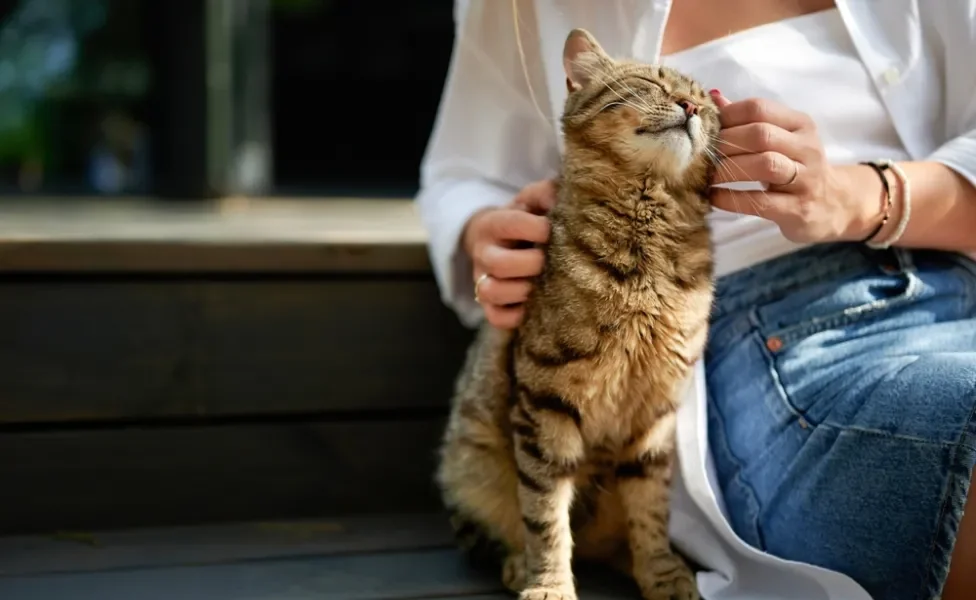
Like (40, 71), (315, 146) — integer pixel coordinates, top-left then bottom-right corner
(635, 124), (689, 137)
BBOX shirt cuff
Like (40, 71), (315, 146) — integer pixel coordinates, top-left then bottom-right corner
(419, 179), (514, 328)
(928, 134), (976, 189)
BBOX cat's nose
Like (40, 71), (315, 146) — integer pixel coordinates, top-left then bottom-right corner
(677, 100), (699, 117)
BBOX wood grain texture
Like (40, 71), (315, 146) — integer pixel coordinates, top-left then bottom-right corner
(0, 418), (447, 534)
(0, 514), (454, 577)
(0, 523), (638, 600)
(0, 278), (471, 424)
(0, 548), (504, 600)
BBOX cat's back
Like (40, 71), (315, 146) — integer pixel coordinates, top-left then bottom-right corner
(440, 323), (515, 451)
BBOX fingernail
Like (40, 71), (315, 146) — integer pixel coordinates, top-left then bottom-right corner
(709, 89), (721, 96)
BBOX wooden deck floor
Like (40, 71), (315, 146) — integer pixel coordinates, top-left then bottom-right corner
(0, 513), (639, 600)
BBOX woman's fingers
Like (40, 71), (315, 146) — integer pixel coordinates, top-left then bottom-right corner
(719, 97), (813, 132)
(483, 304), (525, 330)
(710, 188), (791, 220)
(484, 209), (551, 244)
(512, 179), (559, 215)
(711, 151), (802, 187)
(466, 177), (558, 330)
(714, 122), (807, 158)
(709, 89), (732, 108)
(475, 276), (533, 306)
(476, 244), (545, 279)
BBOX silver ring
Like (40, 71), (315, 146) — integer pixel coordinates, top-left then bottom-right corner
(782, 160), (799, 186)
(474, 273), (489, 303)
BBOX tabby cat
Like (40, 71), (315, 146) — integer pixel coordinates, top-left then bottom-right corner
(436, 28), (719, 600)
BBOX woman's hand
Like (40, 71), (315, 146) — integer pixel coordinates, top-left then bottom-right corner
(463, 179), (557, 329)
(708, 92), (881, 243)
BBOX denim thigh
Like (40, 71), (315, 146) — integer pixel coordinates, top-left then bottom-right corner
(705, 244), (976, 600)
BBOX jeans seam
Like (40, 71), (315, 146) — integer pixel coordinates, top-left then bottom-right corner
(751, 309), (806, 422)
(816, 421), (976, 450)
(917, 379), (976, 600)
(707, 390), (767, 550)
(814, 356), (947, 444)
(958, 257), (976, 309)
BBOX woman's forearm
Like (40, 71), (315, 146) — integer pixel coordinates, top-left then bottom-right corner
(839, 160), (976, 252)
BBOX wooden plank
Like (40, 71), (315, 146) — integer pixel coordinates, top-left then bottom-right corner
(0, 514), (454, 577)
(0, 241), (432, 273)
(0, 198), (424, 245)
(0, 279), (471, 424)
(0, 549), (640, 600)
(0, 548), (505, 600)
(0, 511), (642, 599)
(0, 548), (640, 600)
(0, 418), (448, 535)
(196, 280), (470, 417)
(0, 198), (430, 273)
(0, 282), (202, 423)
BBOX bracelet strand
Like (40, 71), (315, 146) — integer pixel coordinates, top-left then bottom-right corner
(857, 160), (892, 244)
(866, 159), (911, 249)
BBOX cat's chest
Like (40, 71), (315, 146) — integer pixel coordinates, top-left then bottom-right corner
(574, 313), (682, 438)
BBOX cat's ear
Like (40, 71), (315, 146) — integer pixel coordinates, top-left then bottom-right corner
(563, 28), (611, 92)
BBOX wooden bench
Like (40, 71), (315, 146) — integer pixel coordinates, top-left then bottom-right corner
(0, 199), (637, 599)
(0, 514), (639, 599)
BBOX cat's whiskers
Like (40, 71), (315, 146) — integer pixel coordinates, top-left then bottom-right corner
(707, 135), (755, 155)
(705, 146), (769, 216)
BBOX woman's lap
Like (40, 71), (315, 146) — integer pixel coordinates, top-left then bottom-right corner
(704, 243), (976, 600)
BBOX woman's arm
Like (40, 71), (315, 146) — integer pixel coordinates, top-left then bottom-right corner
(836, 161), (976, 252)
(709, 93), (976, 253)
(415, 0), (559, 327)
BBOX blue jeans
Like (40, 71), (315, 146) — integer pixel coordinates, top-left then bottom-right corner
(705, 243), (976, 600)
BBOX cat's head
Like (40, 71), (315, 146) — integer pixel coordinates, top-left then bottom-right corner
(560, 28), (719, 186)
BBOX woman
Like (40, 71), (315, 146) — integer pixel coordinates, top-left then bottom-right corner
(416, 1), (976, 598)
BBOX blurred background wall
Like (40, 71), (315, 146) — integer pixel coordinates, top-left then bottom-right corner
(0, 0), (455, 199)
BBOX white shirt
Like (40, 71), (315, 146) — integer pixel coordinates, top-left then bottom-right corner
(662, 8), (912, 278)
(415, 2), (976, 598)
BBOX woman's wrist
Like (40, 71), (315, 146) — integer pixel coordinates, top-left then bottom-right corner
(833, 163), (896, 243)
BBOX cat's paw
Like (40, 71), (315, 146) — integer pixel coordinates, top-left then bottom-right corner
(501, 553), (528, 592)
(518, 587), (577, 600)
(635, 556), (699, 600)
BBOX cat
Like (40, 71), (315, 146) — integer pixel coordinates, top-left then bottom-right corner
(436, 27), (720, 600)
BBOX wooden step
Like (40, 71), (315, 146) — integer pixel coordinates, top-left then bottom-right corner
(0, 514), (640, 600)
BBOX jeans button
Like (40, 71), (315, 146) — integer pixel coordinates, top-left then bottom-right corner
(766, 336), (784, 352)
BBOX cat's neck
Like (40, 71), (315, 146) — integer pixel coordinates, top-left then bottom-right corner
(539, 151), (712, 292)
(555, 165), (710, 241)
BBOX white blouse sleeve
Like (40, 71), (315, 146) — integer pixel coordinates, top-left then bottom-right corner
(415, 0), (560, 328)
(927, 2), (976, 189)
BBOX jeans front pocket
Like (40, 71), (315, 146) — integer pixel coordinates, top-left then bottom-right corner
(753, 247), (921, 347)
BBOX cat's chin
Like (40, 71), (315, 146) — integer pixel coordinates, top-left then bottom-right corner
(630, 131), (695, 178)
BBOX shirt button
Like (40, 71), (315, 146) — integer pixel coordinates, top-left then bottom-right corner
(882, 66), (901, 85)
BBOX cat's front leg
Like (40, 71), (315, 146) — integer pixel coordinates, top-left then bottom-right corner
(510, 387), (585, 600)
(617, 412), (699, 600)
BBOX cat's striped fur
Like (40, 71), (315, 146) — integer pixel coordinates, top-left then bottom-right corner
(436, 29), (720, 600)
